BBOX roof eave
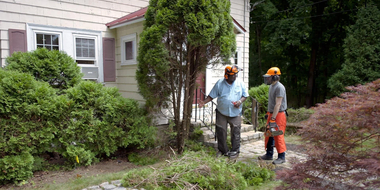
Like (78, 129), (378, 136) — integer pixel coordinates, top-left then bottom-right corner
(109, 16), (145, 29)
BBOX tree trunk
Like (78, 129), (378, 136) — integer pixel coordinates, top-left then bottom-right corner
(306, 47), (317, 108)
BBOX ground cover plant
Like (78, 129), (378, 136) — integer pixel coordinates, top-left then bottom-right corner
(277, 79), (380, 189)
(121, 150), (275, 190)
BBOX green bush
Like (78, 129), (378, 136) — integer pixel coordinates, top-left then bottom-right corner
(0, 69), (60, 156)
(5, 48), (83, 90)
(244, 84), (269, 131)
(286, 107), (314, 123)
(122, 151), (274, 189)
(57, 81), (156, 165)
(0, 153), (34, 185)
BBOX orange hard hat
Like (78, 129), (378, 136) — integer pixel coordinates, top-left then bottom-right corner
(263, 67), (281, 76)
(224, 65), (239, 79)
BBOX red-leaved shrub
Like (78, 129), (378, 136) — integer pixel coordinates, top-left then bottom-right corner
(277, 79), (380, 189)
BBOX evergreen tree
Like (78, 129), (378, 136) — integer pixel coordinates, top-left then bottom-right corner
(136, 0), (236, 154)
(328, 3), (380, 95)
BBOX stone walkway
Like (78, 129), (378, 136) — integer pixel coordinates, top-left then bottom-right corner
(82, 138), (308, 190)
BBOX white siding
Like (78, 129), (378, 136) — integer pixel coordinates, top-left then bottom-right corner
(115, 23), (145, 103)
(0, 0), (149, 67)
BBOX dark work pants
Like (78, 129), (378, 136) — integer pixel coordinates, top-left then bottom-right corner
(215, 109), (241, 154)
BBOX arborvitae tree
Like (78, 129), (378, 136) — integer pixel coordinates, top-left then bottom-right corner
(328, 4), (380, 96)
(136, 0), (236, 154)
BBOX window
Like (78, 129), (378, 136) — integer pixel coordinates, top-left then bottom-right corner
(36, 33), (59, 50)
(121, 33), (137, 65)
(75, 37), (96, 65)
(27, 24), (103, 82)
(234, 52), (238, 65)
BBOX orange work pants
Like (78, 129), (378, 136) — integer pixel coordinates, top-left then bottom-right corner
(265, 111), (287, 154)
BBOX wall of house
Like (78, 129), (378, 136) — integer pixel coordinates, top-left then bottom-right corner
(0, 0), (149, 68)
(205, 0), (250, 96)
(114, 23), (145, 103)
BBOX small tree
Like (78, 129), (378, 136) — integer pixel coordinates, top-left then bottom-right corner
(136, 0), (236, 154)
(328, 4), (380, 96)
(5, 48), (83, 90)
(277, 79), (380, 189)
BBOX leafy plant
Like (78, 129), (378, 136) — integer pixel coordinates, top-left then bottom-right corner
(286, 107), (314, 123)
(57, 81), (156, 164)
(244, 84), (269, 131)
(0, 153), (34, 185)
(5, 48), (83, 90)
(277, 79), (380, 189)
(122, 151), (274, 189)
(127, 152), (158, 166)
(328, 4), (380, 96)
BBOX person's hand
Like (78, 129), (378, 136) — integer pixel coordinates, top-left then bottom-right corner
(232, 100), (242, 108)
(198, 100), (205, 108)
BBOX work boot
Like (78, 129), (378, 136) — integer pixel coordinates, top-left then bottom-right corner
(272, 158), (286, 164)
(216, 151), (228, 158)
(228, 151), (239, 159)
(258, 154), (273, 160)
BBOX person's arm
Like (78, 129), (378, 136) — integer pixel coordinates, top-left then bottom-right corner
(198, 96), (214, 108)
(271, 97), (283, 120)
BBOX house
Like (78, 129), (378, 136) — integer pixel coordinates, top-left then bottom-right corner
(0, 0), (249, 106)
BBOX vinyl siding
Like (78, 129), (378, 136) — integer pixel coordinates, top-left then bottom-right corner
(114, 22), (145, 103)
(0, 0), (149, 66)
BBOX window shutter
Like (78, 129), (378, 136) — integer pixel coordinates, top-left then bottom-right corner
(8, 29), (27, 55)
(103, 38), (116, 82)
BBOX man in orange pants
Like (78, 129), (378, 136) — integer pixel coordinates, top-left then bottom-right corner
(258, 67), (287, 164)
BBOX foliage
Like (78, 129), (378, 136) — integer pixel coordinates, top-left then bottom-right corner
(58, 81), (156, 164)
(0, 69), (156, 184)
(136, 0), (236, 154)
(244, 84), (269, 131)
(0, 69), (59, 156)
(0, 152), (34, 185)
(328, 4), (380, 96)
(249, 0), (374, 107)
(277, 79), (380, 189)
(286, 107), (314, 123)
(5, 48), (83, 90)
(128, 152), (159, 166)
(122, 151), (274, 189)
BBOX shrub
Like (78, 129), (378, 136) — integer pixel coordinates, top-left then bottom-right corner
(286, 107), (314, 123)
(122, 151), (274, 189)
(0, 153), (34, 185)
(0, 69), (60, 156)
(277, 79), (380, 189)
(5, 48), (83, 90)
(57, 81), (156, 165)
(244, 84), (269, 131)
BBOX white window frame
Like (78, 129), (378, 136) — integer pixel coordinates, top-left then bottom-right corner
(73, 34), (98, 66)
(120, 33), (137, 65)
(26, 24), (104, 82)
(31, 30), (63, 51)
